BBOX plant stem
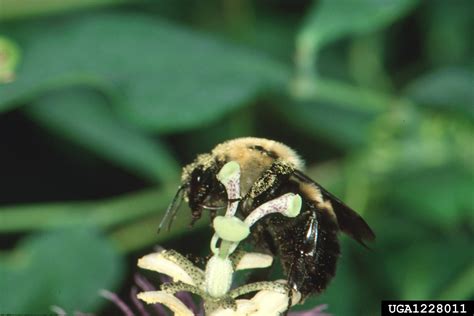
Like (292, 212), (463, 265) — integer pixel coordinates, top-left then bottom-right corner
(218, 240), (233, 259)
(314, 78), (413, 113)
(109, 213), (209, 253)
(0, 186), (176, 232)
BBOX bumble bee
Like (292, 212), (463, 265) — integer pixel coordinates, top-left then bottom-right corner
(160, 137), (375, 299)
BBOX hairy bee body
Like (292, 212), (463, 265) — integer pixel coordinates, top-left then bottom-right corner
(161, 137), (375, 299)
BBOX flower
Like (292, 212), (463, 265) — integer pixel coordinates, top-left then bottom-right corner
(136, 248), (299, 316)
(135, 161), (305, 315)
(97, 279), (331, 316)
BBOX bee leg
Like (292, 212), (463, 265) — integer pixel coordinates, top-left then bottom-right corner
(285, 214), (315, 303)
(288, 207), (340, 298)
(285, 263), (296, 310)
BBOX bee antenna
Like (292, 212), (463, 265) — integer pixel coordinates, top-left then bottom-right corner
(157, 184), (187, 234)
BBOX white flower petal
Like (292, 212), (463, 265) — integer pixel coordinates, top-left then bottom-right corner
(235, 253), (273, 270)
(137, 252), (196, 285)
(137, 291), (194, 316)
(250, 290), (290, 316)
(210, 299), (257, 316)
(211, 290), (292, 316)
(210, 307), (240, 316)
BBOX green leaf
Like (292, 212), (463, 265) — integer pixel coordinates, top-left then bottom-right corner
(296, 0), (417, 76)
(0, 13), (289, 132)
(0, 228), (124, 314)
(25, 88), (180, 183)
(404, 68), (474, 118)
(299, 0), (417, 50)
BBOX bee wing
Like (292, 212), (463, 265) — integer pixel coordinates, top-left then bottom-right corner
(157, 184), (186, 233)
(293, 170), (375, 247)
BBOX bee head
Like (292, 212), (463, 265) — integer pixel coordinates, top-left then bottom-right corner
(183, 156), (226, 221)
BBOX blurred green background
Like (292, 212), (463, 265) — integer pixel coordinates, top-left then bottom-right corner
(0, 0), (473, 315)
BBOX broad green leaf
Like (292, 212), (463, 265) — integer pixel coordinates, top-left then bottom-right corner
(299, 0), (417, 51)
(25, 88), (180, 183)
(0, 228), (124, 314)
(0, 13), (289, 132)
(404, 68), (474, 118)
(296, 0), (417, 75)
